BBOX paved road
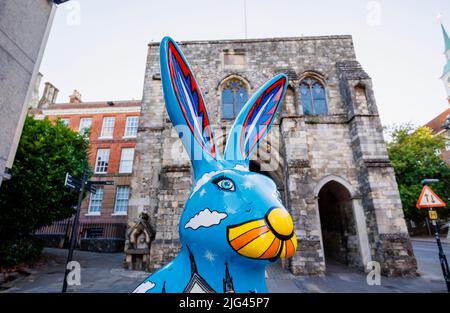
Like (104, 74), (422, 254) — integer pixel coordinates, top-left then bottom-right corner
(1, 239), (449, 293)
(267, 239), (449, 293)
(413, 239), (450, 281)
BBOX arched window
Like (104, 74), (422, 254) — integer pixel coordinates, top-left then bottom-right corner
(221, 79), (248, 119)
(299, 77), (328, 115)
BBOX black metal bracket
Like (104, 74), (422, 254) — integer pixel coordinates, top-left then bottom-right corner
(53, 0), (70, 5)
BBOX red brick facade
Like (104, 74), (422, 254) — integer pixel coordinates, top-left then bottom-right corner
(32, 100), (141, 225)
(425, 108), (450, 165)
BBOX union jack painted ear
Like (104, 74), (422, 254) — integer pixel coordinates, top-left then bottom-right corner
(160, 37), (219, 177)
(224, 74), (288, 166)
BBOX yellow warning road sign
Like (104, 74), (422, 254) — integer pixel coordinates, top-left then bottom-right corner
(428, 210), (438, 220)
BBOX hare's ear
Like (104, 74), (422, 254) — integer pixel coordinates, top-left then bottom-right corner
(160, 37), (219, 177)
(224, 74), (288, 167)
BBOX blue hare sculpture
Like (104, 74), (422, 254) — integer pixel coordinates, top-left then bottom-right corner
(133, 37), (297, 293)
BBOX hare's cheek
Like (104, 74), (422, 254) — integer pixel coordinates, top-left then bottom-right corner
(227, 219), (277, 259)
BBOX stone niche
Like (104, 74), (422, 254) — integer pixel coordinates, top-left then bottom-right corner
(124, 212), (155, 271)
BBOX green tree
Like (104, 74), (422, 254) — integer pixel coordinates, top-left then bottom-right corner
(386, 124), (449, 223)
(0, 116), (90, 266)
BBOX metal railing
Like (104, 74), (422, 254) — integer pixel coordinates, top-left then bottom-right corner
(35, 218), (127, 240)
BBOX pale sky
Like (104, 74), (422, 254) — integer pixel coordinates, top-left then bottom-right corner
(39, 0), (450, 127)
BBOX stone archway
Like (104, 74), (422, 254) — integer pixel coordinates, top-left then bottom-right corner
(216, 128), (285, 193)
(318, 181), (359, 266)
(248, 132), (285, 198)
(314, 176), (371, 271)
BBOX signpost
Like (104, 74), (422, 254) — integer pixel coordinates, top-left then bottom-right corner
(62, 162), (87, 293)
(62, 162), (114, 293)
(416, 183), (449, 292)
(64, 173), (81, 191)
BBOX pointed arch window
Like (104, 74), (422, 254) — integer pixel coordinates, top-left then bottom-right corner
(299, 77), (328, 115)
(221, 79), (248, 119)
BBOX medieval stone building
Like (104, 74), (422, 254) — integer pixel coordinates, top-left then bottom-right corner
(126, 35), (417, 276)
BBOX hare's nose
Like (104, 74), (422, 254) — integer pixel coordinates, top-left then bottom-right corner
(265, 207), (294, 239)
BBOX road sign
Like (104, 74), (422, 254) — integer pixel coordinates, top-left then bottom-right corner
(65, 173), (115, 195)
(416, 185), (446, 209)
(62, 163), (88, 293)
(89, 180), (114, 186)
(416, 182), (450, 292)
(428, 210), (438, 220)
(64, 173), (81, 191)
(85, 182), (97, 194)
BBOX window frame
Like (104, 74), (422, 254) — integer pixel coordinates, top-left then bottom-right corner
(95, 148), (110, 174)
(79, 117), (92, 135)
(124, 116), (139, 138)
(220, 79), (249, 120)
(87, 187), (103, 215)
(60, 118), (70, 127)
(299, 77), (328, 116)
(113, 186), (129, 215)
(119, 147), (135, 174)
(100, 116), (115, 139)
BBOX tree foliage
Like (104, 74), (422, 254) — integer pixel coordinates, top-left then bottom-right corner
(0, 116), (90, 266)
(386, 124), (449, 223)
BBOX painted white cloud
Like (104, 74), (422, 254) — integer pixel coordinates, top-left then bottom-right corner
(190, 170), (222, 198)
(185, 208), (228, 230)
(132, 280), (155, 293)
(234, 164), (249, 172)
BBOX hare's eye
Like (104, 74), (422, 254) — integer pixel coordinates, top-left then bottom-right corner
(214, 178), (235, 191)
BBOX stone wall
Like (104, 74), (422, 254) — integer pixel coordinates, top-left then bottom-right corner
(148, 166), (191, 270)
(336, 61), (417, 275)
(0, 0), (55, 186)
(127, 35), (417, 276)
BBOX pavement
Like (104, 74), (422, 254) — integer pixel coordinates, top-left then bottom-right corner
(1, 239), (449, 293)
(0, 248), (149, 293)
(267, 241), (447, 293)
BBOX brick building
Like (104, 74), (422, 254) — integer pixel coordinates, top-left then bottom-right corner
(424, 23), (450, 165)
(126, 35), (418, 276)
(32, 88), (141, 251)
(425, 108), (450, 165)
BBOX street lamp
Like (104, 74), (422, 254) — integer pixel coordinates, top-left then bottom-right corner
(419, 178), (449, 292)
(421, 179), (440, 185)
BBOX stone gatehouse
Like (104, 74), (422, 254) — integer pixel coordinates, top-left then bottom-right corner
(126, 35), (417, 276)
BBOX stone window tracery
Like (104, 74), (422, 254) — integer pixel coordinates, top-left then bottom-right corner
(221, 79), (248, 119)
(299, 77), (328, 115)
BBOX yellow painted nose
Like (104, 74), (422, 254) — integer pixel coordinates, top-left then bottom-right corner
(266, 208), (294, 238)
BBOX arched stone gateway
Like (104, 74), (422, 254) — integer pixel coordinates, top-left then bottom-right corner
(314, 176), (371, 271)
(248, 140), (285, 191)
(127, 36), (418, 277)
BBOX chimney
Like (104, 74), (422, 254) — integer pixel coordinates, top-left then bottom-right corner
(38, 82), (59, 108)
(29, 73), (43, 109)
(69, 90), (82, 103)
